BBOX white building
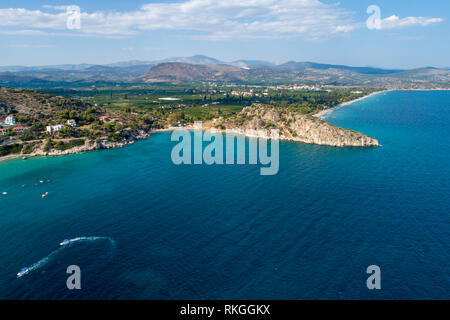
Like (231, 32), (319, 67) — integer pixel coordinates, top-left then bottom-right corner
(66, 119), (77, 127)
(46, 124), (65, 133)
(5, 115), (16, 126)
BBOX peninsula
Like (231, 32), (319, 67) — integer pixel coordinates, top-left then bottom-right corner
(0, 85), (382, 160)
(203, 104), (379, 147)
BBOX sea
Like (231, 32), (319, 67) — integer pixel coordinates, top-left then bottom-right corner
(0, 90), (448, 299)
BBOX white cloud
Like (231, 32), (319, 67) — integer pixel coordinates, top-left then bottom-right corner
(0, 8), (68, 29)
(0, 1), (444, 40)
(378, 15), (444, 30)
(0, 0), (357, 39)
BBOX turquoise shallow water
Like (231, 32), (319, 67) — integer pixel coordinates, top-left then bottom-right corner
(0, 90), (449, 299)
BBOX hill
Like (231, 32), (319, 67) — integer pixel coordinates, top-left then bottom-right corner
(205, 104), (379, 147)
(142, 63), (249, 82)
(276, 61), (404, 75)
(141, 61), (450, 88)
(0, 87), (155, 158)
(1, 55), (449, 88)
(0, 87), (89, 116)
(157, 55), (224, 65)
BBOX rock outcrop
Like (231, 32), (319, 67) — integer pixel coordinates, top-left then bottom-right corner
(214, 104), (379, 147)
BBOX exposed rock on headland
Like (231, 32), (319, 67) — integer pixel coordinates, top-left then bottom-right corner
(212, 104), (379, 147)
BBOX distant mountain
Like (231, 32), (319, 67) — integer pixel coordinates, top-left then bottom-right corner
(0, 64), (95, 73)
(0, 64), (153, 84)
(156, 55), (224, 65)
(142, 63), (248, 82)
(0, 73), (45, 83)
(1, 55), (449, 88)
(107, 60), (154, 67)
(277, 61), (403, 75)
(385, 67), (450, 81)
(142, 61), (449, 88)
(0, 56), (402, 75)
(231, 60), (277, 68)
(155, 56), (277, 68)
(0, 66), (35, 73)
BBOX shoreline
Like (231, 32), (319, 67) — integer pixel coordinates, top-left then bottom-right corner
(0, 126), (206, 163)
(312, 90), (392, 119)
(0, 130), (154, 163)
(312, 88), (450, 119)
(2, 89), (449, 162)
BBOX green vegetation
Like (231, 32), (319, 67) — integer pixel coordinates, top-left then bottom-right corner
(0, 83), (379, 157)
(40, 84), (376, 123)
(22, 143), (35, 154)
(43, 138), (85, 151)
(0, 143), (23, 156)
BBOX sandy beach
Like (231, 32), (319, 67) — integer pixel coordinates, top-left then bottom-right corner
(312, 90), (392, 119)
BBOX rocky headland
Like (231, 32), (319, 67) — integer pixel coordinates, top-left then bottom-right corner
(206, 104), (379, 147)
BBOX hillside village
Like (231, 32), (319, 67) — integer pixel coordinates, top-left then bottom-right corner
(0, 87), (158, 158)
(0, 114), (78, 135)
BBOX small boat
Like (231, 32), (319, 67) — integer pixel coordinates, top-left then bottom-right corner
(60, 239), (70, 246)
(17, 267), (29, 278)
(22, 156), (27, 160)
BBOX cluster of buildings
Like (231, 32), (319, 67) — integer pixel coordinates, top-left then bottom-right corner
(231, 89), (255, 97)
(1, 115), (79, 136)
(0, 115), (26, 136)
(264, 84), (323, 91)
(46, 119), (77, 133)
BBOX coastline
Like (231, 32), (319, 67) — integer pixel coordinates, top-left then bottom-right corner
(0, 130), (153, 163)
(2, 89), (449, 162)
(312, 88), (450, 119)
(312, 90), (392, 119)
(0, 127), (183, 163)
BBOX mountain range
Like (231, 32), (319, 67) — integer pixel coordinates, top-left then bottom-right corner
(0, 55), (449, 89)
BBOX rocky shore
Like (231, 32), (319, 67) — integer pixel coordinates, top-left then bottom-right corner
(210, 104), (379, 147)
(1, 130), (152, 161)
(1, 102), (381, 163)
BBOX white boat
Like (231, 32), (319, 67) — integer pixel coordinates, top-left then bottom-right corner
(60, 239), (70, 246)
(17, 267), (29, 278)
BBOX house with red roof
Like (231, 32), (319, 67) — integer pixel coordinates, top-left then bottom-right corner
(13, 126), (25, 133)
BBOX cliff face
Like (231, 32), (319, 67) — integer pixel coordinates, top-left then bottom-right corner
(217, 105), (379, 147)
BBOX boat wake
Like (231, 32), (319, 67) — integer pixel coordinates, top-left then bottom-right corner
(65, 236), (116, 248)
(17, 237), (116, 278)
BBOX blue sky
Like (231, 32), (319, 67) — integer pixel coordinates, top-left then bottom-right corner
(0, 0), (448, 68)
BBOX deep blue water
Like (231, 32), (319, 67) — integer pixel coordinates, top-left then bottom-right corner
(0, 90), (448, 299)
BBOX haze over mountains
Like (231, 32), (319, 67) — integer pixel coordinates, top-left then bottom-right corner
(0, 55), (275, 72)
(0, 55), (448, 89)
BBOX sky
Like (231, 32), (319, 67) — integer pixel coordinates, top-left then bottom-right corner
(0, 0), (449, 69)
